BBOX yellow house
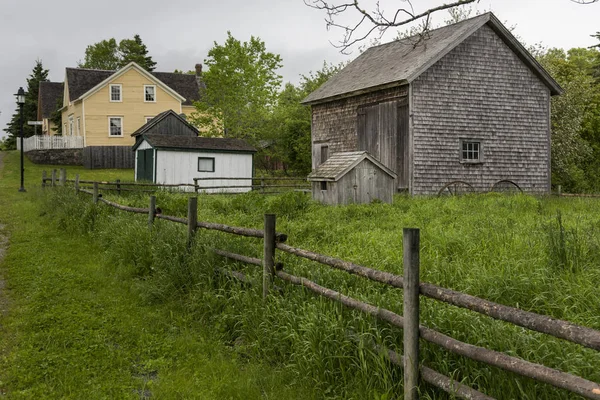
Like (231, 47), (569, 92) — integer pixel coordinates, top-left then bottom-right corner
(38, 81), (64, 135)
(60, 62), (201, 147)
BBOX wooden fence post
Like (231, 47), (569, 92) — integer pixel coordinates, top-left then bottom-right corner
(93, 182), (99, 204)
(59, 168), (66, 186)
(42, 170), (47, 188)
(75, 174), (80, 194)
(557, 185), (562, 197)
(148, 195), (156, 230)
(187, 197), (198, 248)
(263, 214), (276, 299)
(116, 179), (121, 196)
(403, 228), (420, 400)
(194, 178), (199, 194)
(51, 169), (57, 187)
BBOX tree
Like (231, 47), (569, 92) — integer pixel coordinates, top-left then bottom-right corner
(190, 32), (283, 143)
(305, 0), (599, 53)
(79, 35), (156, 71)
(2, 59), (49, 149)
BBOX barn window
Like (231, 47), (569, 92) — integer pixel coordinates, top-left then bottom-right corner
(109, 84), (122, 102)
(320, 181), (327, 191)
(321, 146), (329, 164)
(460, 140), (482, 163)
(109, 117), (123, 136)
(198, 157), (215, 172)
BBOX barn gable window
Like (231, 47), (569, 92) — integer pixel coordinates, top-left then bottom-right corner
(198, 157), (215, 172)
(460, 140), (483, 163)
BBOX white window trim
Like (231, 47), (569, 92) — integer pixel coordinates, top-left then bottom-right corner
(76, 117), (81, 136)
(109, 84), (122, 102)
(108, 116), (124, 137)
(144, 85), (156, 102)
(68, 115), (74, 136)
(460, 139), (484, 164)
(145, 116), (154, 123)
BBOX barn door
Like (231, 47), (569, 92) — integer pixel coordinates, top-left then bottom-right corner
(357, 100), (398, 173)
(357, 104), (380, 160)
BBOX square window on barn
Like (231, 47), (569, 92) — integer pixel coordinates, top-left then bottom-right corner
(198, 157), (215, 172)
(460, 140), (483, 163)
(109, 84), (122, 102)
(109, 117), (123, 136)
(144, 85), (156, 102)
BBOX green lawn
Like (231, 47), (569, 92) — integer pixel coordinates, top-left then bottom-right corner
(0, 151), (315, 399)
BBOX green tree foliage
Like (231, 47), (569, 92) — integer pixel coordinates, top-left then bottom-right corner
(537, 47), (600, 192)
(2, 59), (49, 149)
(79, 35), (156, 71)
(49, 97), (63, 135)
(190, 32), (282, 143)
(267, 63), (342, 175)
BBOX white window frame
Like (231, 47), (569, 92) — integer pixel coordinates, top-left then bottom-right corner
(109, 84), (122, 102)
(460, 139), (483, 164)
(76, 117), (81, 136)
(108, 116), (124, 137)
(145, 116), (154, 123)
(144, 85), (156, 102)
(68, 115), (74, 136)
(198, 157), (215, 172)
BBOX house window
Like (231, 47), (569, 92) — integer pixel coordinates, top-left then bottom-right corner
(461, 140), (482, 163)
(76, 117), (81, 136)
(320, 181), (327, 191)
(198, 157), (215, 172)
(109, 117), (123, 136)
(144, 85), (156, 102)
(145, 116), (153, 123)
(68, 115), (74, 136)
(321, 145), (329, 164)
(109, 84), (122, 102)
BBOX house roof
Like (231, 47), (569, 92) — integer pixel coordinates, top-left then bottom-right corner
(131, 109), (199, 137)
(307, 151), (397, 182)
(133, 134), (256, 153)
(302, 12), (562, 105)
(66, 64), (201, 105)
(38, 81), (64, 119)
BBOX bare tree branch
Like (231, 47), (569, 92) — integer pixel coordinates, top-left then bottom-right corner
(306, 0), (600, 53)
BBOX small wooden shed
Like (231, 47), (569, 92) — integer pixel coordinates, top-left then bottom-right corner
(307, 151), (397, 205)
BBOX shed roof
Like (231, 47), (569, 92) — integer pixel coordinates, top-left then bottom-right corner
(38, 81), (64, 119)
(66, 65), (201, 105)
(133, 134), (256, 153)
(307, 151), (397, 182)
(131, 109), (199, 137)
(302, 12), (562, 105)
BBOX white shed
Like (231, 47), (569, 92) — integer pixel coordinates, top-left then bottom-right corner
(132, 135), (256, 193)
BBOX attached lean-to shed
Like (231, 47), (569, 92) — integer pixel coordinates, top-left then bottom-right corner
(308, 151), (397, 205)
(302, 12), (562, 195)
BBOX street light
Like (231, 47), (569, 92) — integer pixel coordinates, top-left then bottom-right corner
(15, 87), (26, 192)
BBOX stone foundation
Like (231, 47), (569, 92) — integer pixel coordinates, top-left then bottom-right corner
(26, 149), (83, 166)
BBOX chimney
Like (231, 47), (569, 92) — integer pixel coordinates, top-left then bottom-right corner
(195, 63), (206, 93)
(195, 63), (202, 76)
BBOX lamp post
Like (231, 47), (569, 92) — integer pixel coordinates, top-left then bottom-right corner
(15, 87), (26, 192)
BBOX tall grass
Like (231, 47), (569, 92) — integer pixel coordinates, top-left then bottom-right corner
(41, 188), (600, 399)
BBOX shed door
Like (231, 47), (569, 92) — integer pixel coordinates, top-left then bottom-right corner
(136, 149), (154, 182)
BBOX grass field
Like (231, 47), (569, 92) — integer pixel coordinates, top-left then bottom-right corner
(0, 151), (316, 399)
(2, 150), (600, 399)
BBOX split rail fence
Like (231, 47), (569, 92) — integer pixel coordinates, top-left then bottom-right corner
(43, 170), (600, 400)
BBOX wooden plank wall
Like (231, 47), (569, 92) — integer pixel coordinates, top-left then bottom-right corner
(83, 146), (135, 169)
(146, 114), (197, 137)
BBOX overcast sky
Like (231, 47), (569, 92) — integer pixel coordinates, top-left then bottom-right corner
(1, 0), (598, 139)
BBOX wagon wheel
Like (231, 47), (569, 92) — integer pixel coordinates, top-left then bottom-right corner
(437, 181), (474, 197)
(490, 179), (523, 194)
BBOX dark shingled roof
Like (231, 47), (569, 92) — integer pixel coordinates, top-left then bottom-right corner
(135, 134), (256, 153)
(303, 12), (562, 105)
(307, 151), (396, 181)
(66, 66), (201, 105)
(131, 109), (199, 137)
(38, 81), (64, 119)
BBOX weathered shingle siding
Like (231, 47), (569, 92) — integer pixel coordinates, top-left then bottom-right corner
(310, 86), (408, 169)
(411, 24), (551, 195)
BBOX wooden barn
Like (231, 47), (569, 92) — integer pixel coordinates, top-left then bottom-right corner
(308, 151), (397, 205)
(131, 110), (256, 192)
(302, 12), (562, 195)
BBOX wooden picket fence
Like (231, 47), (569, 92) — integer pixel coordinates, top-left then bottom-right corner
(43, 170), (600, 400)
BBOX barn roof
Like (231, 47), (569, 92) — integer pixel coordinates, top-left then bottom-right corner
(307, 151), (397, 182)
(66, 64), (201, 105)
(38, 81), (64, 119)
(133, 134), (256, 153)
(302, 12), (562, 105)
(131, 109), (199, 137)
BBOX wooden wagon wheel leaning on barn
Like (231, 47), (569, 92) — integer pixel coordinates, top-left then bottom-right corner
(490, 179), (523, 194)
(437, 181), (474, 197)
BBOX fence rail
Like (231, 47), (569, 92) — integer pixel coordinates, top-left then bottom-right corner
(17, 135), (83, 152)
(45, 170), (600, 399)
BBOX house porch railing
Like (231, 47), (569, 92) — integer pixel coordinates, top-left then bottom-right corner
(17, 135), (84, 152)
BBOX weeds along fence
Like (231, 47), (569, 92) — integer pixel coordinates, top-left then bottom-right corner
(43, 170), (600, 400)
(40, 169), (309, 195)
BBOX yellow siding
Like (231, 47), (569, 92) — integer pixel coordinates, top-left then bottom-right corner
(83, 68), (182, 146)
(61, 101), (83, 137)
